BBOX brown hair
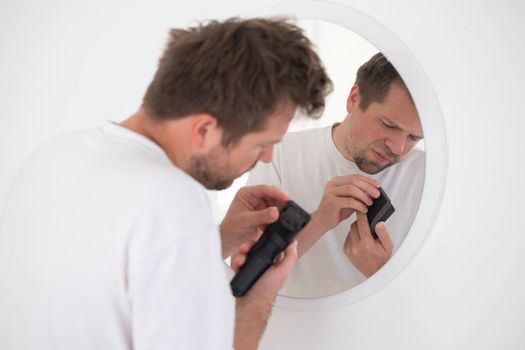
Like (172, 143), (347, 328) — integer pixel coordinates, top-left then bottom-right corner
(143, 17), (333, 146)
(355, 52), (412, 110)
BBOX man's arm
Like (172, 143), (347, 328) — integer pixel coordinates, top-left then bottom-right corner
(243, 160), (388, 276)
(231, 240), (298, 350)
(234, 297), (272, 350)
(294, 174), (381, 257)
(297, 177), (393, 277)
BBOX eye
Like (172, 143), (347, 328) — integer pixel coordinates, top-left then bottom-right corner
(409, 135), (422, 142)
(381, 120), (397, 129)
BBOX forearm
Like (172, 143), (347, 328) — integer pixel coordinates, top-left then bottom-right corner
(234, 296), (273, 350)
(296, 213), (330, 257)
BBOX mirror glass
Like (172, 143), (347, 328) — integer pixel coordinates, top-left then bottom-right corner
(210, 19), (425, 299)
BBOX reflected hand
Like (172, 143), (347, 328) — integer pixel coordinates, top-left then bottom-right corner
(343, 211), (393, 277)
(220, 185), (289, 258)
(311, 174), (381, 233)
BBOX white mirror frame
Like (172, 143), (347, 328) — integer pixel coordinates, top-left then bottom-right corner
(249, 0), (447, 311)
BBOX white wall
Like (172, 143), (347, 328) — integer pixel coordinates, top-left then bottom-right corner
(0, 0), (243, 209)
(1, 1), (524, 349)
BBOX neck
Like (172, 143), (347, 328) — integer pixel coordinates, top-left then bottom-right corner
(331, 118), (354, 162)
(119, 108), (157, 142)
(119, 108), (187, 168)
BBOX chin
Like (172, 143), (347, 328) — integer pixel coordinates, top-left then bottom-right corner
(209, 178), (235, 191)
(357, 159), (391, 175)
(361, 166), (382, 175)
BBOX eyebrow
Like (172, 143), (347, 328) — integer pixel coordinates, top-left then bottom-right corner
(260, 138), (283, 146)
(381, 116), (424, 140)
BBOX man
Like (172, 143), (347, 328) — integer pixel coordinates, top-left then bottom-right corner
(0, 18), (332, 349)
(247, 52), (424, 298)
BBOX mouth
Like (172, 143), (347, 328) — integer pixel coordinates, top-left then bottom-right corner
(372, 150), (390, 163)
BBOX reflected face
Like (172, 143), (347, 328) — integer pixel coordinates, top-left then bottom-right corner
(344, 83), (423, 174)
(187, 102), (295, 190)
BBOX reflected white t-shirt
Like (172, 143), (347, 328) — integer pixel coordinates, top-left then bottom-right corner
(0, 122), (234, 349)
(247, 125), (424, 297)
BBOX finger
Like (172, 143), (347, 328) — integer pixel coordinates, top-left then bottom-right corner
(349, 220), (360, 241)
(242, 207), (280, 230)
(331, 184), (375, 206)
(375, 222), (394, 254)
(230, 254), (246, 271)
(328, 177), (381, 200)
(331, 175), (381, 189)
(231, 240), (258, 270)
(340, 178), (381, 199)
(339, 208), (355, 222)
(238, 240), (257, 254)
(331, 196), (368, 214)
(356, 211), (374, 243)
(343, 225), (359, 258)
(252, 227), (264, 241)
(242, 185), (290, 209)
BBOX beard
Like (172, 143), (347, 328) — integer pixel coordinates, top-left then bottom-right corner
(186, 148), (257, 191)
(186, 155), (235, 190)
(353, 146), (400, 174)
(354, 155), (390, 174)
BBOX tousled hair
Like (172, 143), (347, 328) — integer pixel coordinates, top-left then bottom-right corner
(355, 52), (412, 110)
(143, 17), (333, 146)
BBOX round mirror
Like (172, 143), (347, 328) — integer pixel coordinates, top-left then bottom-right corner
(211, 0), (446, 310)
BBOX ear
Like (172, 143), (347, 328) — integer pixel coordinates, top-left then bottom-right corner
(346, 85), (361, 113)
(190, 113), (222, 151)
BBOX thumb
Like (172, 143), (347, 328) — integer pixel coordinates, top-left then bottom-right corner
(375, 222), (394, 254)
(243, 206), (279, 228)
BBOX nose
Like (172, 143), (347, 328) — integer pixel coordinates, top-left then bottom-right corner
(385, 134), (406, 156)
(258, 145), (274, 163)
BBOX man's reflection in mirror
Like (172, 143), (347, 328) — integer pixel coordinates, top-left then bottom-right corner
(247, 53), (425, 297)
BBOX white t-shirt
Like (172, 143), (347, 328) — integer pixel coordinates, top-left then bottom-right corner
(247, 125), (425, 298)
(0, 122), (234, 349)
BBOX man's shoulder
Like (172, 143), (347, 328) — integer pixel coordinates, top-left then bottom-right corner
(135, 162), (207, 203)
(278, 126), (330, 152)
(283, 125), (329, 141)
